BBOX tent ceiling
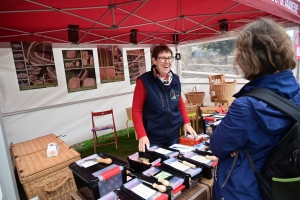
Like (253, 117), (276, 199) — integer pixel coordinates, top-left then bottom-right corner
(0, 0), (299, 44)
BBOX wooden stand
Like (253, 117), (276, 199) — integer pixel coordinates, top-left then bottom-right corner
(214, 97), (235, 106)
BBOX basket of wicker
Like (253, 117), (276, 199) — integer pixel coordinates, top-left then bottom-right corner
(78, 69), (88, 82)
(185, 87), (205, 105)
(47, 66), (57, 81)
(213, 80), (237, 100)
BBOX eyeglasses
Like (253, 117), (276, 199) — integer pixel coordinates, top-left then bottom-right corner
(157, 57), (174, 62)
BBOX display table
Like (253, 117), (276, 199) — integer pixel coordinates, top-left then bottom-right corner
(177, 177), (213, 200)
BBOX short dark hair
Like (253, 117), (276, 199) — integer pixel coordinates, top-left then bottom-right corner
(234, 18), (296, 80)
(151, 44), (173, 59)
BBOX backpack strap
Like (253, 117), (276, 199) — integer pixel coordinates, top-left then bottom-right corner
(221, 88), (300, 187)
(221, 150), (240, 188)
(245, 88), (300, 120)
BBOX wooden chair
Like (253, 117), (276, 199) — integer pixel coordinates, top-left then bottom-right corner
(208, 74), (225, 102)
(91, 109), (118, 153)
(125, 107), (138, 140)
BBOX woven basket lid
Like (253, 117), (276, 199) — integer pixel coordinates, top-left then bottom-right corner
(11, 133), (64, 157)
(15, 143), (80, 183)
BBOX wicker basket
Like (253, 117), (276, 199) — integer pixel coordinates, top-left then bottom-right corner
(15, 142), (80, 199)
(185, 87), (205, 105)
(34, 167), (77, 200)
(214, 81), (236, 100)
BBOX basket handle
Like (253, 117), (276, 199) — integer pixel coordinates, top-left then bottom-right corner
(192, 86), (197, 93)
(43, 173), (73, 192)
(185, 99), (193, 106)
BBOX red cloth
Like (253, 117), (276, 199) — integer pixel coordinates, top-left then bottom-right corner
(132, 79), (190, 139)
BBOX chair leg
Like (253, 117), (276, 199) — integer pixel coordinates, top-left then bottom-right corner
(134, 130), (138, 140)
(126, 120), (130, 138)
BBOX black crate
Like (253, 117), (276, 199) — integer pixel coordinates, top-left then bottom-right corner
(161, 158), (202, 188)
(146, 146), (180, 160)
(177, 153), (214, 179)
(69, 152), (128, 200)
(127, 151), (162, 173)
(120, 178), (169, 200)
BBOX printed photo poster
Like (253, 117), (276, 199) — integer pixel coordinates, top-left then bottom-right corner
(126, 49), (146, 84)
(62, 50), (97, 93)
(97, 45), (125, 83)
(10, 41), (58, 91)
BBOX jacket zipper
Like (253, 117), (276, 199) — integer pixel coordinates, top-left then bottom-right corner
(161, 84), (170, 139)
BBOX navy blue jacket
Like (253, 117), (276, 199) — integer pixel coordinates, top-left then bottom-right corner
(211, 70), (300, 200)
(139, 66), (183, 144)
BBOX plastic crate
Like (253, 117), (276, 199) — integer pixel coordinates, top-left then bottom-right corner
(146, 146), (180, 159)
(127, 151), (162, 173)
(142, 166), (185, 199)
(121, 178), (169, 200)
(69, 152), (128, 200)
(161, 158), (202, 188)
(178, 151), (215, 179)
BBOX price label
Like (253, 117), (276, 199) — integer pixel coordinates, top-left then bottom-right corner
(191, 155), (211, 164)
(131, 183), (156, 199)
(170, 161), (190, 171)
(81, 160), (97, 168)
(154, 171), (172, 179)
(155, 147), (172, 155)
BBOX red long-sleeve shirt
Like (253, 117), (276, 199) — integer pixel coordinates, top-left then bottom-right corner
(132, 78), (190, 139)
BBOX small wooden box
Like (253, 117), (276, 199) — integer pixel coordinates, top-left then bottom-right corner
(179, 136), (203, 146)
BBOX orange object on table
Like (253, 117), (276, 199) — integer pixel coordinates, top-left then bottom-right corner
(179, 136), (203, 146)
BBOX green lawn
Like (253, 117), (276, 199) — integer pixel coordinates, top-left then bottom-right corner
(72, 127), (138, 161)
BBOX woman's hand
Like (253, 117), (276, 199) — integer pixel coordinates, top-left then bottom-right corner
(183, 123), (197, 137)
(139, 136), (150, 152)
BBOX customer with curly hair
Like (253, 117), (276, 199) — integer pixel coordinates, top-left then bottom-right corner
(210, 18), (300, 200)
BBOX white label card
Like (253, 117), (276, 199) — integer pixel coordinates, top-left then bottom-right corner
(170, 161), (190, 171)
(154, 171), (172, 179)
(154, 147), (172, 155)
(81, 160), (97, 168)
(191, 155), (211, 164)
(131, 183), (156, 199)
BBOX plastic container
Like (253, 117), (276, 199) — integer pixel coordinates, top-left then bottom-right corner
(194, 143), (214, 156)
(179, 135), (203, 146)
(162, 158), (202, 188)
(127, 152), (161, 173)
(121, 178), (169, 200)
(179, 151), (214, 179)
(147, 146), (180, 158)
(69, 152), (128, 200)
(92, 164), (123, 197)
(142, 167), (184, 191)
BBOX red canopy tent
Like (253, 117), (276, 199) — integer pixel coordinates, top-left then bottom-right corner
(0, 0), (300, 44)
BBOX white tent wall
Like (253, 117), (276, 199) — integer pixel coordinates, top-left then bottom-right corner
(0, 43), (179, 145)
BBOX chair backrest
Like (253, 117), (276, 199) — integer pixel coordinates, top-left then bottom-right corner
(208, 74), (225, 90)
(125, 107), (132, 120)
(91, 109), (116, 129)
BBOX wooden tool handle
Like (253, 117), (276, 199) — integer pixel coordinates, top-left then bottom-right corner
(97, 158), (112, 164)
(182, 161), (196, 168)
(152, 183), (167, 192)
(158, 178), (170, 186)
(205, 155), (218, 161)
(142, 160), (150, 165)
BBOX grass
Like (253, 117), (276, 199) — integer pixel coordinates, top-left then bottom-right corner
(71, 127), (138, 161)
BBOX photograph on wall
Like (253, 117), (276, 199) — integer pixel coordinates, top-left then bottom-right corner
(62, 50), (97, 93)
(97, 45), (125, 83)
(126, 49), (146, 84)
(11, 41), (58, 91)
